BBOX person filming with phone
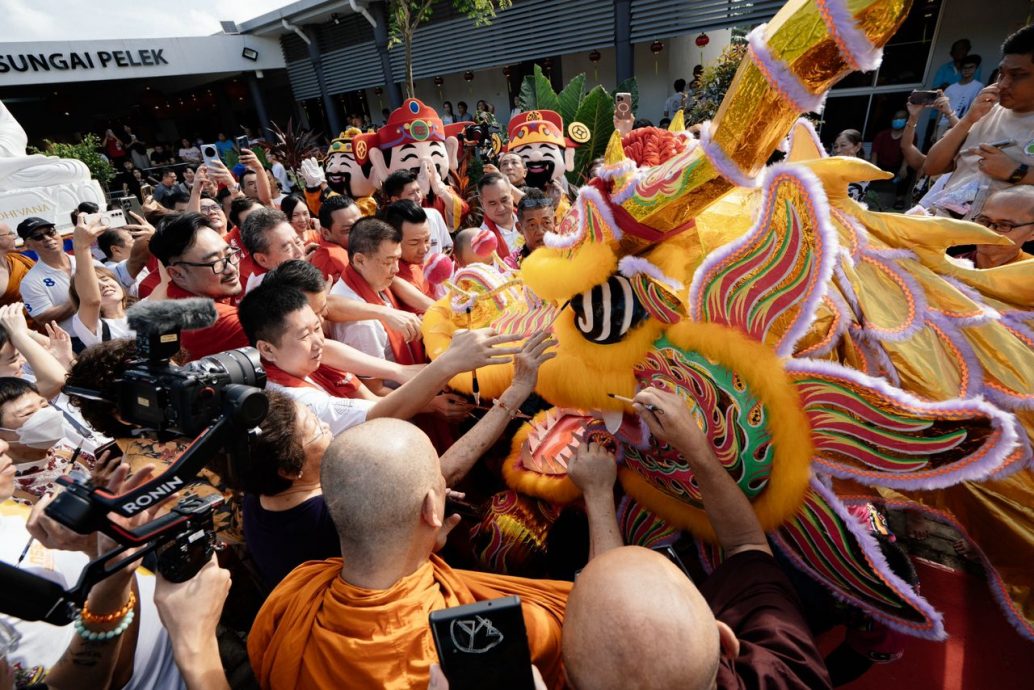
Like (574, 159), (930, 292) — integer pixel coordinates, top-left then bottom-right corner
(922, 24), (1034, 216)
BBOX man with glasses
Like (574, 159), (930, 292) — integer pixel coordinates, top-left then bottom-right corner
(958, 187), (1034, 267)
(148, 212), (249, 360)
(16, 217), (77, 333)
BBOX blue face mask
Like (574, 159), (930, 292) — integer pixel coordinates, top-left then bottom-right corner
(892, 118), (907, 129)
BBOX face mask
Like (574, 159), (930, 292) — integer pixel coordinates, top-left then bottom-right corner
(892, 118), (907, 129)
(2, 406), (66, 449)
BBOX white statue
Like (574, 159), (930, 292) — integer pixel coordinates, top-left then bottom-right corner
(0, 99), (91, 191)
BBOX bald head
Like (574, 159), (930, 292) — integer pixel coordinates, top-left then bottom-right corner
(564, 547), (721, 690)
(321, 418), (443, 559)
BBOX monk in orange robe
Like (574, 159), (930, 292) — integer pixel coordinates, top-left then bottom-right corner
(248, 418), (569, 690)
(0, 222), (34, 306)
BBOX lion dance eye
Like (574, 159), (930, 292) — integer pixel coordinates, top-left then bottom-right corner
(570, 274), (647, 344)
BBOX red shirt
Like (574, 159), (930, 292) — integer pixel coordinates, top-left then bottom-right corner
(309, 238), (350, 283)
(166, 283), (248, 361)
(871, 129), (904, 173)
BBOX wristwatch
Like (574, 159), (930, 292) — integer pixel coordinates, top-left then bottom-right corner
(1008, 163), (1029, 184)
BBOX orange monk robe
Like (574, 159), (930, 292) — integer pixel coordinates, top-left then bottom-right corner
(1, 252), (34, 305)
(248, 554), (570, 690)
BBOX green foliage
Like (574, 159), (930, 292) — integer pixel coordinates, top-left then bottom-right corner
(30, 133), (115, 189)
(569, 86), (614, 186)
(615, 77), (639, 115)
(519, 64), (554, 111)
(556, 73), (586, 127)
(686, 40), (748, 126)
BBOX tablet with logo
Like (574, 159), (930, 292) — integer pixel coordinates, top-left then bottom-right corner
(429, 595), (535, 690)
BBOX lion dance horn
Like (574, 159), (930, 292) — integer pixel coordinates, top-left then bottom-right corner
(609, 0), (910, 247)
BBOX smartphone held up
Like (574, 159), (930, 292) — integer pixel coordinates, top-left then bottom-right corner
(430, 596), (537, 690)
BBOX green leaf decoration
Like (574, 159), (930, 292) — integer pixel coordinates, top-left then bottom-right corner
(615, 77), (640, 116)
(532, 64), (560, 113)
(557, 73), (586, 127)
(519, 73), (537, 110)
(568, 85), (614, 186)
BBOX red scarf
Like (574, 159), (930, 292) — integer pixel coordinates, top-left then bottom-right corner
(264, 361), (362, 398)
(480, 214), (516, 255)
(341, 264), (425, 365)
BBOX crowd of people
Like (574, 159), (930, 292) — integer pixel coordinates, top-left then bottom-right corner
(0, 17), (1031, 690)
(829, 32), (1034, 221)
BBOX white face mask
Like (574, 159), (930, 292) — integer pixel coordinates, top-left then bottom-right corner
(2, 406), (66, 449)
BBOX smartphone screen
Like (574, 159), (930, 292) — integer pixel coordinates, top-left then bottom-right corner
(908, 90), (939, 106)
(139, 183), (154, 199)
(430, 596), (535, 690)
(235, 135), (250, 151)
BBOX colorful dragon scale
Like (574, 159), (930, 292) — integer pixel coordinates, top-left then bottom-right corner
(422, 0), (1034, 639)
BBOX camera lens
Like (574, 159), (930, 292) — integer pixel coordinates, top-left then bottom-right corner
(191, 347), (266, 388)
(203, 146), (216, 157)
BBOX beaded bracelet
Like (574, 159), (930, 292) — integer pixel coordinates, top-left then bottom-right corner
(74, 609), (135, 642)
(81, 590), (136, 625)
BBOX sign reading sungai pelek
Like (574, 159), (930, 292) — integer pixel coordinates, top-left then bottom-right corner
(0, 49), (169, 73)
(0, 36), (285, 86)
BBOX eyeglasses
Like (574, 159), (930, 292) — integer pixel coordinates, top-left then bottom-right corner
(974, 216), (1034, 232)
(199, 204), (222, 215)
(27, 228), (57, 242)
(173, 247), (241, 274)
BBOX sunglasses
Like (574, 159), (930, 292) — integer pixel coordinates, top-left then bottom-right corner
(28, 228), (58, 241)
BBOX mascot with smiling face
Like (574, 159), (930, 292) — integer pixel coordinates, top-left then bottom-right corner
(353, 98), (469, 229)
(302, 128), (379, 217)
(422, 0), (1034, 644)
(507, 109), (588, 221)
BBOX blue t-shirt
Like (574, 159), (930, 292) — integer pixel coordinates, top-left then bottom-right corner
(930, 60), (984, 89)
(242, 493), (340, 589)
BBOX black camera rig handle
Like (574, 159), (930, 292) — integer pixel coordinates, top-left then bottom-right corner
(0, 493), (222, 626)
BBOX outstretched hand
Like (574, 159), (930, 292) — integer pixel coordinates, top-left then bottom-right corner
(442, 328), (523, 372)
(511, 331), (557, 394)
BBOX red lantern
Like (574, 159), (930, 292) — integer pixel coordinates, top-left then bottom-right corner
(541, 58), (552, 74)
(588, 49), (601, 80)
(463, 71), (474, 82)
(695, 33), (709, 47)
(502, 65), (512, 79)
(433, 76), (444, 87)
(373, 86), (384, 95)
(650, 41), (664, 74)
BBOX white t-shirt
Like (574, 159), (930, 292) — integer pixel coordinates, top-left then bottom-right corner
(425, 207), (453, 257)
(664, 91), (686, 117)
(480, 216), (521, 254)
(328, 279), (394, 361)
(927, 105), (1034, 212)
(0, 502), (185, 690)
(20, 257), (77, 333)
(267, 381), (374, 435)
(941, 80), (984, 125)
(71, 314), (134, 348)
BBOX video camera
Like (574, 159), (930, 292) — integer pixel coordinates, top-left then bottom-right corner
(0, 298), (268, 626)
